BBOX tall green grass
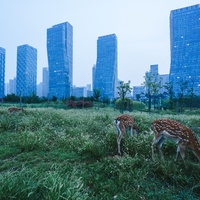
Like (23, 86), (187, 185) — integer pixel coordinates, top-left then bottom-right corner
(0, 107), (200, 199)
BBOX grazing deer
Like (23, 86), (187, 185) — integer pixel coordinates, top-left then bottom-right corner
(114, 114), (140, 155)
(151, 118), (200, 164)
(8, 107), (23, 114)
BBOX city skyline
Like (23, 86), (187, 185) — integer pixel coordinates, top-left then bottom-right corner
(1, 1), (200, 87)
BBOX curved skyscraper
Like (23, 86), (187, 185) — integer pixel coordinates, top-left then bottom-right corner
(47, 22), (73, 99)
(169, 4), (200, 96)
(93, 34), (118, 99)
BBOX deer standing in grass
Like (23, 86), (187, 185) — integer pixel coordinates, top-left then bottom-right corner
(8, 107), (23, 114)
(151, 118), (200, 164)
(114, 114), (140, 155)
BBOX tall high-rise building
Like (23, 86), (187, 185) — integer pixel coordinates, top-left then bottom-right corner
(150, 64), (158, 75)
(42, 67), (49, 97)
(16, 44), (37, 97)
(72, 86), (87, 98)
(37, 82), (43, 97)
(159, 74), (169, 94)
(8, 77), (16, 94)
(0, 47), (5, 99)
(93, 34), (118, 99)
(47, 22), (73, 99)
(169, 4), (200, 96)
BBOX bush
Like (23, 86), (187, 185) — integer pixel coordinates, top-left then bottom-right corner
(115, 98), (145, 112)
(67, 100), (93, 108)
(132, 101), (146, 110)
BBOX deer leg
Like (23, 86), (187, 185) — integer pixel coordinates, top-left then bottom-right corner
(192, 151), (200, 164)
(116, 120), (123, 155)
(152, 144), (155, 161)
(152, 137), (157, 161)
(115, 120), (120, 136)
(157, 137), (165, 161)
(117, 127), (125, 155)
(130, 126), (133, 138)
(117, 132), (122, 155)
(152, 135), (165, 161)
(175, 146), (180, 162)
(178, 145), (186, 163)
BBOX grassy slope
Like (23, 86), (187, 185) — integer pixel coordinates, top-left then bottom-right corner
(0, 107), (200, 200)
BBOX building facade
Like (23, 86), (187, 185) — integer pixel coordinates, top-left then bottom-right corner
(144, 64), (169, 96)
(93, 34), (118, 99)
(72, 86), (87, 98)
(16, 44), (37, 97)
(159, 74), (169, 94)
(150, 64), (158, 74)
(0, 47), (5, 99)
(133, 86), (145, 99)
(169, 4), (200, 96)
(47, 22), (73, 99)
(37, 82), (43, 97)
(8, 77), (16, 94)
(42, 67), (49, 97)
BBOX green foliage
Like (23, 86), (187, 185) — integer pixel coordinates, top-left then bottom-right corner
(93, 88), (101, 101)
(93, 88), (101, 110)
(115, 98), (134, 111)
(115, 99), (145, 112)
(143, 72), (162, 112)
(117, 81), (132, 99)
(51, 96), (57, 102)
(0, 107), (200, 199)
(3, 93), (20, 103)
(117, 81), (132, 113)
(132, 101), (146, 110)
(3, 93), (47, 104)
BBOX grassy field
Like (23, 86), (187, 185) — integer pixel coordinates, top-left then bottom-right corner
(0, 106), (200, 199)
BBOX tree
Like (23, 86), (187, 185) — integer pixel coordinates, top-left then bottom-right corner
(177, 80), (188, 113)
(187, 81), (196, 110)
(26, 93), (40, 103)
(143, 72), (162, 112)
(164, 81), (174, 110)
(117, 81), (132, 113)
(3, 94), (20, 103)
(93, 88), (101, 110)
(52, 96), (57, 102)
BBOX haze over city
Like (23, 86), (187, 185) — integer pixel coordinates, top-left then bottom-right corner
(1, 0), (200, 87)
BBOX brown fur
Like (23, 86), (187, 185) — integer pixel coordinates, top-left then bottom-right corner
(8, 107), (23, 114)
(151, 118), (200, 164)
(114, 114), (139, 155)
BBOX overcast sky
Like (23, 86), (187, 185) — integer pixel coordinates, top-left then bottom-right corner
(1, 0), (200, 87)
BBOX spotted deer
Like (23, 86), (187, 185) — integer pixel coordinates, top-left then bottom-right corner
(151, 118), (200, 164)
(8, 107), (23, 114)
(114, 114), (140, 155)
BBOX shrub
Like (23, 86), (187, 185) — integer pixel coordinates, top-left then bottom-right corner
(115, 98), (134, 111)
(115, 99), (146, 112)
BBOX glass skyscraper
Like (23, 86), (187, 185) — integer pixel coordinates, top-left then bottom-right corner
(93, 34), (118, 99)
(16, 44), (37, 97)
(47, 22), (73, 99)
(169, 4), (200, 96)
(42, 67), (49, 98)
(0, 47), (5, 99)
